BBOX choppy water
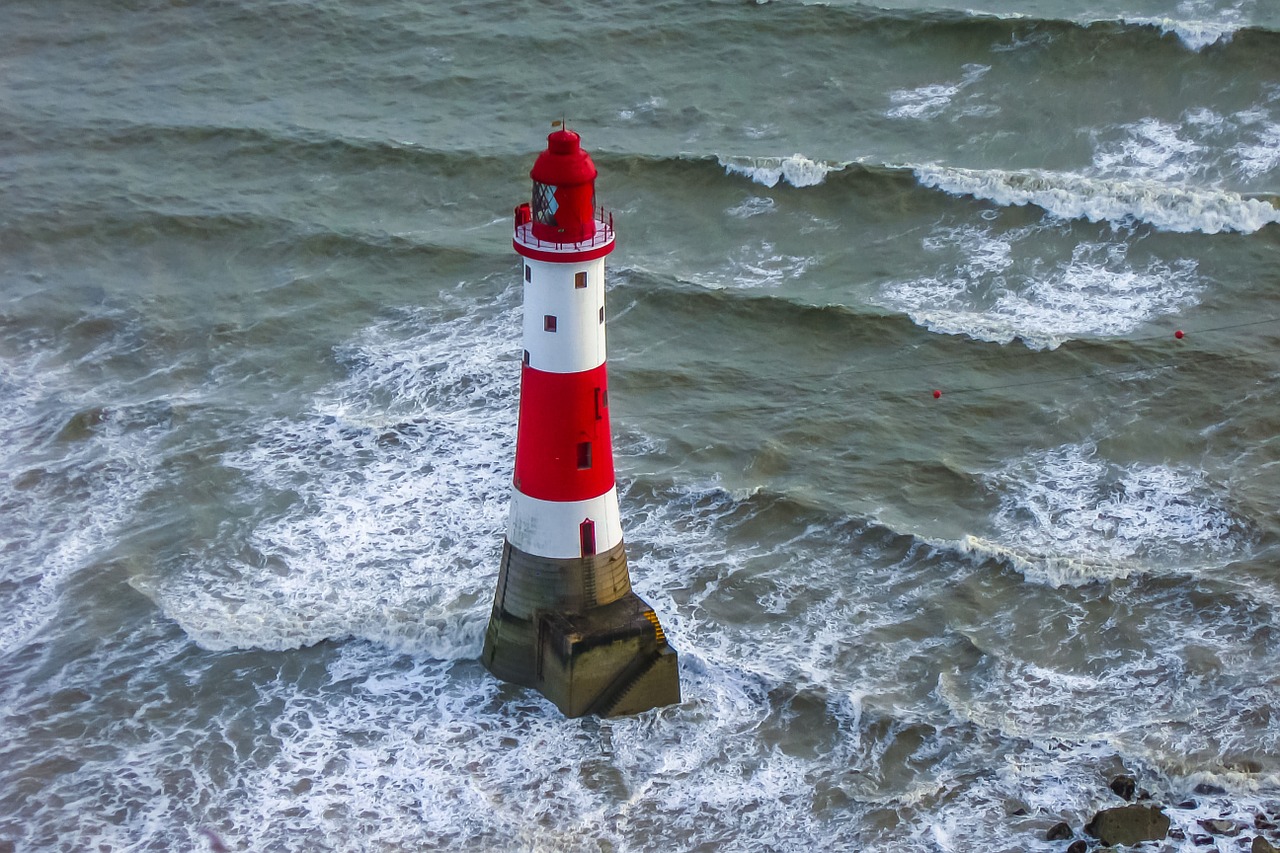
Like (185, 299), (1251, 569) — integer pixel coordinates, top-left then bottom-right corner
(2, 0), (1279, 850)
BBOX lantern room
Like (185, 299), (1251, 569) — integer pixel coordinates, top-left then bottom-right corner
(529, 129), (599, 243)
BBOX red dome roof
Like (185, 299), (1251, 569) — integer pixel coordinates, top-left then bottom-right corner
(530, 129), (598, 186)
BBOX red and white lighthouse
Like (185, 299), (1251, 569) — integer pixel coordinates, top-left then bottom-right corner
(481, 128), (680, 717)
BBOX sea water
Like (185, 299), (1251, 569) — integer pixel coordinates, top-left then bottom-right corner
(2, 0), (1279, 849)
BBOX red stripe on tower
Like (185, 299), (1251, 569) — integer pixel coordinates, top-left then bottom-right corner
(513, 363), (616, 502)
(481, 127), (680, 718)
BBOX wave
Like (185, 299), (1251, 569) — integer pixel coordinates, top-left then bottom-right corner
(640, 152), (1277, 235)
(1122, 13), (1250, 51)
(913, 164), (1280, 234)
(718, 153), (845, 188)
(0, 202), (504, 270)
(871, 222), (1206, 349)
(614, 267), (939, 351)
(20, 114), (1274, 239)
(77, 121), (509, 173)
(751, 0), (1277, 51)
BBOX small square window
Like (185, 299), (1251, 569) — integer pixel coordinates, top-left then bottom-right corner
(574, 271), (587, 289)
(576, 441), (592, 469)
(544, 315), (557, 332)
(524, 265), (531, 283)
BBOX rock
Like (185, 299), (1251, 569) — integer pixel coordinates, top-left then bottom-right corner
(1046, 821), (1073, 841)
(1196, 783), (1229, 796)
(1110, 774), (1138, 801)
(1085, 804), (1172, 847)
(1201, 818), (1243, 836)
(1191, 835), (1214, 846)
(57, 406), (110, 441)
(1066, 842), (1087, 853)
(1254, 837), (1279, 853)
(1177, 800), (1200, 810)
(1256, 815), (1277, 831)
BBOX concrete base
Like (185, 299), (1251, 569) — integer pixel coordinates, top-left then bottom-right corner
(482, 540), (680, 717)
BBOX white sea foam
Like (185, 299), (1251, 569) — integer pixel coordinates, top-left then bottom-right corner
(719, 153), (841, 188)
(1124, 0), (1249, 52)
(1093, 117), (1208, 183)
(12, 467), (1280, 852)
(969, 443), (1250, 586)
(934, 649), (1280, 850)
(914, 164), (1280, 233)
(13, 482), (926, 851)
(1093, 104), (1280, 184)
(1232, 117), (1280, 179)
(885, 64), (991, 120)
(874, 224), (1203, 349)
(726, 195), (777, 218)
(687, 239), (814, 290)
(1125, 15), (1240, 50)
(140, 289), (519, 656)
(618, 96), (666, 122)
(0, 346), (169, 655)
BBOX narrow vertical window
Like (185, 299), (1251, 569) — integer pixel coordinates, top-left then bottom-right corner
(544, 315), (557, 332)
(574, 271), (587, 289)
(580, 519), (596, 557)
(598, 306), (604, 324)
(576, 441), (592, 469)
(524, 265), (531, 283)
(523, 349), (530, 365)
(594, 388), (602, 420)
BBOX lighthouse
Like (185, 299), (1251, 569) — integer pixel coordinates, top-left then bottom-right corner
(481, 128), (680, 717)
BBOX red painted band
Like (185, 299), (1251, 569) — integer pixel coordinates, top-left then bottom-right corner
(514, 363), (616, 502)
(513, 238), (615, 264)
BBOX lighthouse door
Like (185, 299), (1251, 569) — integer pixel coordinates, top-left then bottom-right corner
(579, 519), (596, 557)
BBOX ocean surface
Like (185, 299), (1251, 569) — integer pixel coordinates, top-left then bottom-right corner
(2, 0), (1279, 850)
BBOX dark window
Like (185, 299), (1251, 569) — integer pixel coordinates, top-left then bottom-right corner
(580, 519), (596, 557)
(598, 306), (604, 324)
(576, 441), (592, 469)
(594, 388), (602, 420)
(523, 349), (530, 365)
(544, 315), (557, 332)
(524, 265), (531, 283)
(575, 271), (587, 289)
(601, 389), (609, 409)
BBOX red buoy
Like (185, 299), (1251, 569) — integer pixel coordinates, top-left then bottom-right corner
(933, 389), (942, 399)
(1175, 329), (1184, 339)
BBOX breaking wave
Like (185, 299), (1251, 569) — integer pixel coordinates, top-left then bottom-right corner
(873, 223), (1204, 348)
(913, 164), (1280, 234)
(718, 153), (844, 188)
